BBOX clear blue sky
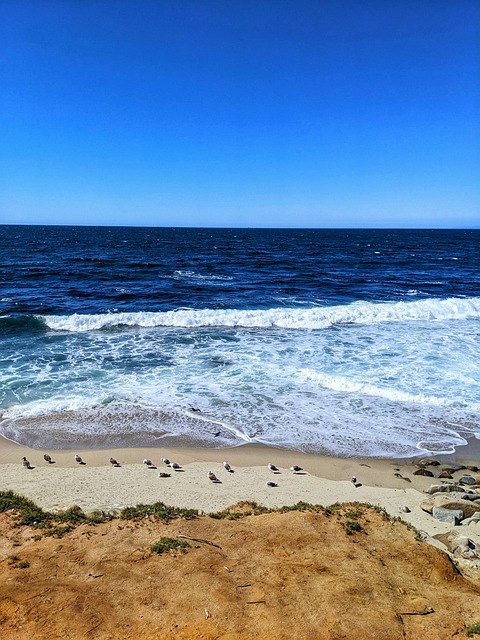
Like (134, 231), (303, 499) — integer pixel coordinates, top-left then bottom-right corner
(1, 0), (479, 228)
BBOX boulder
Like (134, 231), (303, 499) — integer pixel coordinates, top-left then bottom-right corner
(417, 458), (441, 467)
(461, 517), (480, 526)
(414, 468), (434, 477)
(420, 495), (480, 519)
(440, 465), (465, 474)
(437, 471), (453, 479)
(424, 484), (475, 495)
(432, 507), (463, 524)
(434, 532), (478, 558)
(459, 476), (477, 486)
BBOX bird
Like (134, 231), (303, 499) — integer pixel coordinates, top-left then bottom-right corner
(170, 462), (180, 470)
(22, 457), (32, 469)
(161, 457), (171, 465)
(43, 453), (53, 464)
(190, 407), (201, 412)
(268, 463), (279, 472)
(290, 465), (302, 473)
(158, 472), (171, 478)
(351, 476), (357, 486)
(109, 457), (120, 467)
(143, 458), (153, 466)
(223, 461), (233, 472)
(208, 471), (219, 482)
(74, 454), (84, 464)
(266, 481), (277, 487)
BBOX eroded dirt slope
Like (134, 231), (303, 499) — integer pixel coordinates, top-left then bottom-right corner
(1, 504), (480, 639)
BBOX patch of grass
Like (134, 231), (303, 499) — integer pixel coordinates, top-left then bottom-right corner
(210, 501), (272, 519)
(466, 622), (480, 637)
(8, 555), (30, 569)
(151, 537), (190, 555)
(43, 524), (75, 538)
(345, 507), (365, 519)
(56, 505), (87, 524)
(0, 490), (51, 527)
(322, 503), (343, 517)
(342, 519), (364, 535)
(121, 502), (198, 523)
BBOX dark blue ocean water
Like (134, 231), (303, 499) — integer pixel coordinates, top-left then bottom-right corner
(1, 225), (479, 457)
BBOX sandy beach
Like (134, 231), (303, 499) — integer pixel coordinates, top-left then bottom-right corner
(3, 435), (480, 549)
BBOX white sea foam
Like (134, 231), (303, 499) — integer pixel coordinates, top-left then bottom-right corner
(297, 368), (479, 410)
(40, 296), (480, 332)
(162, 270), (233, 281)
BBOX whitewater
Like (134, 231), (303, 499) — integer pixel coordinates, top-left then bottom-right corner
(1, 226), (479, 457)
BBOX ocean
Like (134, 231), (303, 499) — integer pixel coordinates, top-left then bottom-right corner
(1, 225), (479, 458)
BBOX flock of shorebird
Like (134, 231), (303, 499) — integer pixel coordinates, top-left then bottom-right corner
(21, 454), (307, 487)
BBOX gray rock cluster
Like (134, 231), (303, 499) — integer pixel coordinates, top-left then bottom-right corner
(421, 482), (480, 526)
(413, 458), (479, 481)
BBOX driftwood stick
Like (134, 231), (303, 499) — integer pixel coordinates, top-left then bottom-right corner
(399, 608), (434, 616)
(178, 534), (222, 549)
(246, 600), (266, 605)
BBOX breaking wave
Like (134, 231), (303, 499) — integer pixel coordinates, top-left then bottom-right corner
(30, 296), (480, 332)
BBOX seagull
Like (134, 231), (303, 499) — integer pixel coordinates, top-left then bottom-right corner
(266, 481), (278, 487)
(161, 458), (171, 465)
(290, 465), (302, 473)
(74, 454), (84, 464)
(109, 457), (120, 467)
(43, 453), (53, 464)
(351, 476), (357, 485)
(22, 457), (32, 469)
(143, 458), (153, 466)
(158, 472), (171, 478)
(208, 471), (219, 482)
(268, 463), (279, 472)
(223, 461), (233, 472)
(170, 462), (180, 470)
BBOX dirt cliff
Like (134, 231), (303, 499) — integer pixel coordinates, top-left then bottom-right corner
(1, 502), (480, 639)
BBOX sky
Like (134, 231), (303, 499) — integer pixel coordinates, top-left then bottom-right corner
(0, 0), (479, 228)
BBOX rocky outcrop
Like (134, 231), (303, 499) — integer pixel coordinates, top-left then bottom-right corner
(420, 494), (480, 519)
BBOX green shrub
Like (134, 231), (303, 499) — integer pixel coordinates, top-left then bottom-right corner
(151, 537), (190, 555)
(466, 622), (480, 637)
(121, 502), (198, 522)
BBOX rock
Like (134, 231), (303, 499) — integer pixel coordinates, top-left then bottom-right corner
(465, 466), (479, 472)
(420, 495), (480, 519)
(414, 468), (434, 477)
(459, 476), (477, 486)
(440, 465), (466, 474)
(438, 471), (453, 479)
(417, 458), (441, 467)
(461, 517), (480, 526)
(424, 484), (475, 495)
(432, 507), (463, 525)
(435, 532), (477, 556)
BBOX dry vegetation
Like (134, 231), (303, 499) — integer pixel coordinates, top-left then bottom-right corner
(1, 492), (480, 639)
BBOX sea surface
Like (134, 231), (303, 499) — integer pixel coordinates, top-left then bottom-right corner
(1, 225), (479, 458)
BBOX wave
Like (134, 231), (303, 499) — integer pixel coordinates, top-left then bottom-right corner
(297, 368), (479, 411)
(27, 296), (480, 332)
(161, 270), (233, 282)
(0, 314), (46, 334)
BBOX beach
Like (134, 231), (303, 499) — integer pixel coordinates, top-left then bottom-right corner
(3, 435), (480, 551)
